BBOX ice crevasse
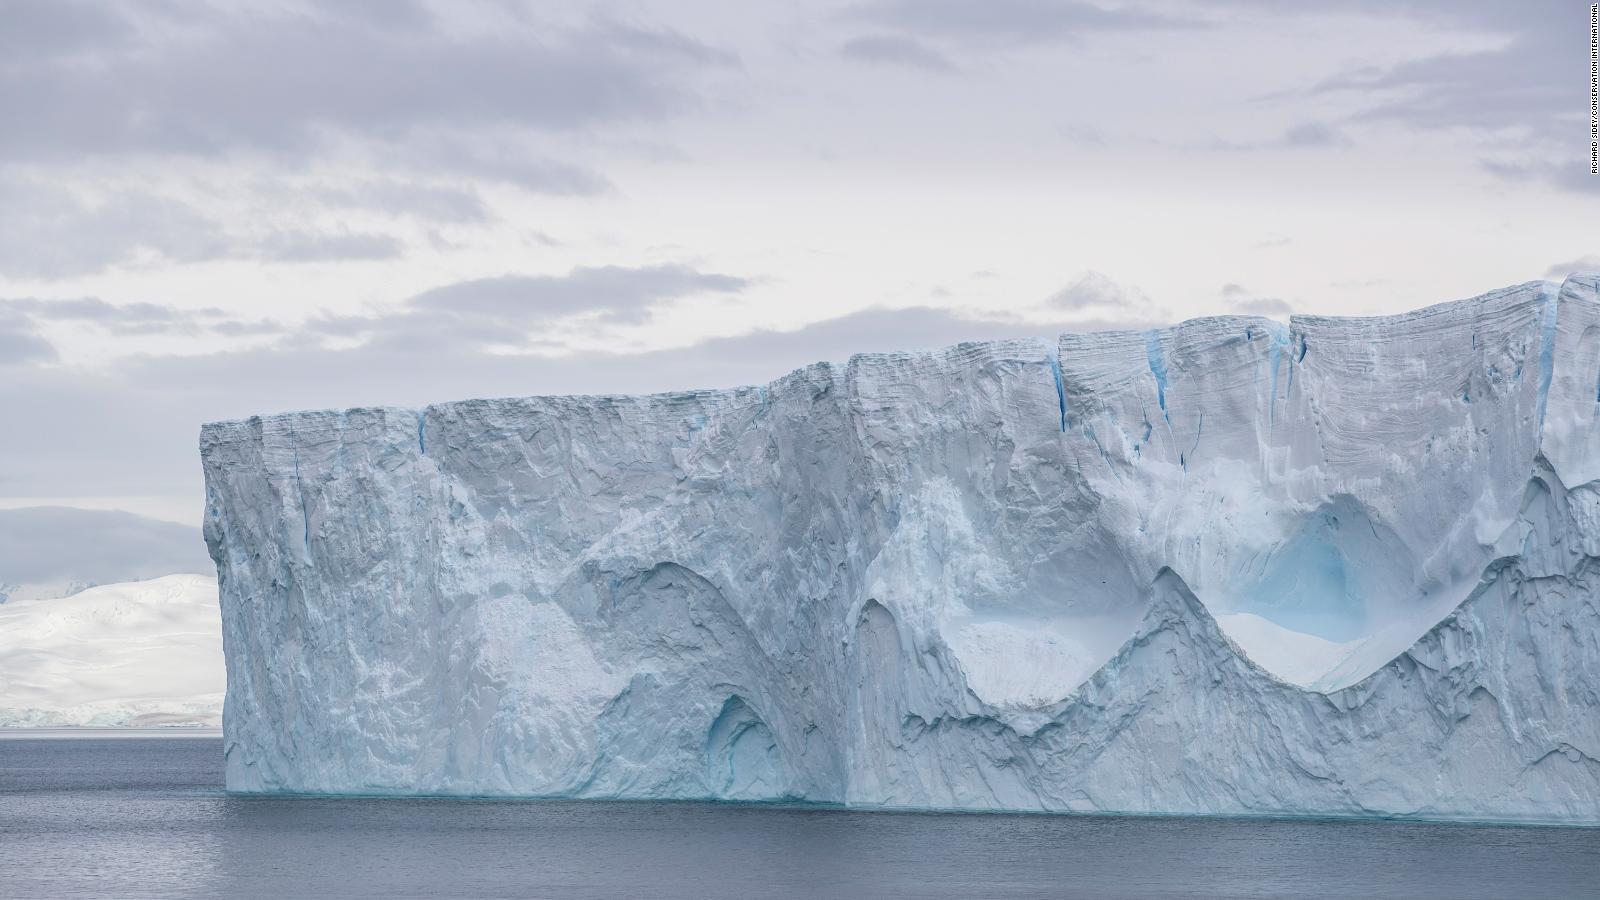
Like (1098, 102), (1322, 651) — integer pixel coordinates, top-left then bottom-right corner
(202, 274), (1600, 822)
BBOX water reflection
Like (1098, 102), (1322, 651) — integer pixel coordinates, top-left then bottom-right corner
(4, 738), (1598, 899)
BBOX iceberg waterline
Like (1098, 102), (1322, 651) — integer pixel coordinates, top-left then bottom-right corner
(202, 275), (1600, 822)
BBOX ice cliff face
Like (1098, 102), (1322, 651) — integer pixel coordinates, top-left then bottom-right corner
(202, 275), (1600, 822)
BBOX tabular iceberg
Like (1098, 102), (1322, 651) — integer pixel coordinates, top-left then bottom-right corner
(202, 274), (1600, 822)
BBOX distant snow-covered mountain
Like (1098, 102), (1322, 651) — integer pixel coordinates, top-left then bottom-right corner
(0, 574), (222, 727)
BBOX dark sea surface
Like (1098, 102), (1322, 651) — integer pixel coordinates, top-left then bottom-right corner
(2, 735), (1597, 899)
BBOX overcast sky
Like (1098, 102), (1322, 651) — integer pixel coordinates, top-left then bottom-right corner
(1, 0), (1597, 532)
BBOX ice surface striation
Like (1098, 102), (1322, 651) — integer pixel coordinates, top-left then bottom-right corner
(201, 275), (1600, 822)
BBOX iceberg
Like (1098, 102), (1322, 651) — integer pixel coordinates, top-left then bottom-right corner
(201, 274), (1600, 822)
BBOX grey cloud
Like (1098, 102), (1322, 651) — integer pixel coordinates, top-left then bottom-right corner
(846, 0), (1198, 46)
(1478, 160), (1528, 181)
(209, 319), (285, 338)
(1316, 34), (1569, 136)
(1225, 0), (1547, 27)
(408, 264), (751, 327)
(1294, 1), (1572, 161)
(0, 176), (413, 277)
(1060, 123), (1110, 148)
(839, 35), (959, 72)
(1232, 296), (1293, 318)
(316, 181), (490, 224)
(1069, 120), (1353, 156)
(0, 318), (56, 366)
(1216, 282), (1292, 317)
(1484, 158), (1600, 196)
(302, 313), (381, 339)
(1047, 272), (1162, 319)
(1180, 123), (1353, 153)
(597, 17), (741, 67)
(321, 0), (437, 32)
(1049, 273), (1117, 309)
(399, 141), (614, 194)
(0, 182), (231, 278)
(2, 297), (185, 325)
(0, 362), (224, 505)
(258, 230), (405, 264)
(0, 507), (210, 589)
(0, 5), (731, 165)
(1536, 166), (1600, 196)
(237, 264), (754, 353)
(1546, 257), (1600, 279)
(1, 296), (281, 339)
(1281, 123), (1350, 148)
(0, 0), (130, 61)
(1209, 1), (1578, 188)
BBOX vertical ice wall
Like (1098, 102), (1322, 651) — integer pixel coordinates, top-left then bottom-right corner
(203, 275), (1600, 821)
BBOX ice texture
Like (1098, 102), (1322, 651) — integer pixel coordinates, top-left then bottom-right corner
(202, 275), (1600, 822)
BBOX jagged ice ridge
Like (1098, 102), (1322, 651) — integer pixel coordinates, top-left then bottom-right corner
(202, 274), (1600, 822)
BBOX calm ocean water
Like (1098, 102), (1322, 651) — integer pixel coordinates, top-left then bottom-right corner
(2, 735), (1597, 899)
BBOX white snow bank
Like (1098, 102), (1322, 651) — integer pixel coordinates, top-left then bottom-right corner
(1213, 612), (1365, 689)
(0, 575), (223, 727)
